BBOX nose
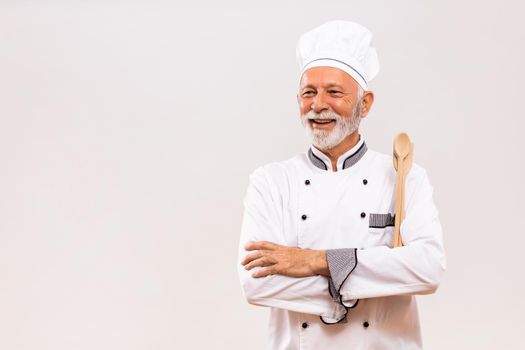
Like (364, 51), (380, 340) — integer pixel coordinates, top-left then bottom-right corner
(311, 92), (329, 113)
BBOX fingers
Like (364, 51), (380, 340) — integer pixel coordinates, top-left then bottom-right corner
(244, 241), (278, 251)
(244, 256), (275, 271)
(241, 251), (263, 266)
(252, 265), (276, 278)
(241, 241), (289, 278)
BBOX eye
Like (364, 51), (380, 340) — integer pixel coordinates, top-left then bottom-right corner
(328, 90), (344, 96)
(301, 90), (315, 97)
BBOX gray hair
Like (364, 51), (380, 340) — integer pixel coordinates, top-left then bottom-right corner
(357, 85), (365, 101)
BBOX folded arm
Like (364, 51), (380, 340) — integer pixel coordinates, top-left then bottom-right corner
(238, 167), (346, 321)
(338, 168), (446, 302)
(238, 166), (446, 321)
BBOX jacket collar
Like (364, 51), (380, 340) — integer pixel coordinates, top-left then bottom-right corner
(307, 136), (368, 172)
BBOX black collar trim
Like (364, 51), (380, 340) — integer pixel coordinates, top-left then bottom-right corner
(307, 141), (368, 171)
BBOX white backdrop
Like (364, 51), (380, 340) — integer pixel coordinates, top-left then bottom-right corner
(1, 1), (524, 349)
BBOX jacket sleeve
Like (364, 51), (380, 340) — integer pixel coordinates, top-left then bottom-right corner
(340, 167), (447, 301)
(238, 167), (347, 321)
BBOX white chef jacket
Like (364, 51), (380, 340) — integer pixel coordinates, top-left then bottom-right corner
(238, 137), (446, 350)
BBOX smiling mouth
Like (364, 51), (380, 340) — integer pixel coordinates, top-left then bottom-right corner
(310, 119), (335, 125)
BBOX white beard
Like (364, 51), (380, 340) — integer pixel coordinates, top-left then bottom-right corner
(300, 102), (362, 150)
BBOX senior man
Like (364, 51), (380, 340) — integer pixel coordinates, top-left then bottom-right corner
(238, 20), (446, 349)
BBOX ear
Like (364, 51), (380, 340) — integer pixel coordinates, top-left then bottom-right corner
(360, 91), (375, 118)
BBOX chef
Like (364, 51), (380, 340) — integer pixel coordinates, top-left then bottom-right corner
(238, 20), (446, 349)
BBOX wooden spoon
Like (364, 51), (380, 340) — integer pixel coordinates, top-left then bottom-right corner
(392, 133), (414, 248)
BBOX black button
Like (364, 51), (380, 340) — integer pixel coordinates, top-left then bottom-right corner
(301, 214), (308, 220)
(305, 179), (310, 185)
(363, 179), (368, 185)
(360, 212), (366, 218)
(363, 321), (369, 328)
(302, 322), (308, 329)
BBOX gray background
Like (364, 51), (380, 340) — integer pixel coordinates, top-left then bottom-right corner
(0, 0), (523, 349)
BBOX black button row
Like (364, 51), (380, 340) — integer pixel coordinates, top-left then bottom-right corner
(303, 212), (366, 220)
(304, 179), (368, 186)
(301, 321), (370, 329)
(301, 321), (367, 329)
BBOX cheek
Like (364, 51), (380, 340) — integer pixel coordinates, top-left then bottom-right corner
(332, 100), (353, 116)
(299, 99), (310, 114)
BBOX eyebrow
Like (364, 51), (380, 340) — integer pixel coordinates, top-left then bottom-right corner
(301, 83), (346, 90)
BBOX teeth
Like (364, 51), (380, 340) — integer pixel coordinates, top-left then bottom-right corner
(312, 119), (334, 124)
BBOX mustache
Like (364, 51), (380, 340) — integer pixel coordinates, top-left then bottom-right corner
(304, 110), (343, 120)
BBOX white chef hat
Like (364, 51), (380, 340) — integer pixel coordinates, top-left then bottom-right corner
(296, 20), (380, 90)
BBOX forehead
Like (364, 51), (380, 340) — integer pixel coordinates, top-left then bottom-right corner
(300, 66), (358, 89)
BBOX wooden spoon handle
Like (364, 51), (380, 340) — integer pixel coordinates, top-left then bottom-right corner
(395, 172), (406, 247)
(393, 160), (404, 248)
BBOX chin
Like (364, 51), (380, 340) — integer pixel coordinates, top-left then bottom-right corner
(313, 138), (341, 151)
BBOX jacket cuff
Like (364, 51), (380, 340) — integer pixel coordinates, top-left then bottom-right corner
(326, 248), (358, 294)
(320, 248), (358, 324)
